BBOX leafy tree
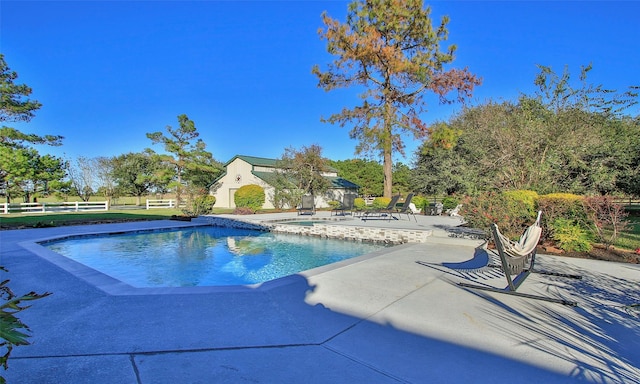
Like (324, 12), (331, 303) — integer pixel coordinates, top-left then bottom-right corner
(0, 147), (35, 202)
(406, 110), (470, 195)
(277, 144), (331, 198)
(411, 122), (475, 196)
(66, 156), (97, 202)
(93, 157), (117, 204)
(144, 149), (175, 197)
(0, 54), (64, 203)
(0, 54), (42, 127)
(29, 153), (67, 201)
(147, 114), (220, 206)
(583, 117), (639, 195)
(413, 64), (639, 196)
(534, 63), (638, 116)
(267, 145), (332, 209)
(111, 152), (158, 205)
(530, 64), (638, 194)
(329, 158), (383, 196)
(0, 146), (66, 202)
(313, 0), (481, 197)
(448, 99), (555, 192)
(391, 162), (412, 195)
(615, 116), (640, 197)
(182, 139), (223, 193)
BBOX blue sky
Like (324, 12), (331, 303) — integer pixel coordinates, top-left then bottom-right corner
(2, 1), (639, 166)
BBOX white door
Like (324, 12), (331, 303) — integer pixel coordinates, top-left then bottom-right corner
(229, 188), (238, 208)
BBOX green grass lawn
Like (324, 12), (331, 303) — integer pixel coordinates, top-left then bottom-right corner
(0, 209), (188, 229)
(615, 215), (640, 251)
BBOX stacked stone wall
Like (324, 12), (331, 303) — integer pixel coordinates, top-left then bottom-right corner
(203, 217), (431, 245)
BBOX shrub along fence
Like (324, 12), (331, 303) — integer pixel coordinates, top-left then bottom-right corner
(460, 191), (635, 253)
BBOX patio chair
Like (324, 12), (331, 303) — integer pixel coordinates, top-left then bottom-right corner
(362, 195), (401, 221)
(457, 211), (582, 306)
(331, 194), (356, 216)
(297, 195), (315, 216)
(448, 204), (462, 217)
(395, 193), (417, 222)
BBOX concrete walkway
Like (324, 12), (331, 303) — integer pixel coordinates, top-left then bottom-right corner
(1, 212), (639, 383)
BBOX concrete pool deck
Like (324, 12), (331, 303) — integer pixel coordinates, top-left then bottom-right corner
(1, 212), (639, 383)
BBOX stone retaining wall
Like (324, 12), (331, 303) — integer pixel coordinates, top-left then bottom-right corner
(203, 217), (431, 244)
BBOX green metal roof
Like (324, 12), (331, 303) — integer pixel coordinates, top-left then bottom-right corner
(226, 155), (340, 173)
(327, 176), (359, 189)
(251, 171), (280, 184)
(215, 155), (358, 189)
(226, 155), (280, 168)
(251, 171), (359, 190)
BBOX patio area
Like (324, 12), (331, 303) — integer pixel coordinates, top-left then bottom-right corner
(1, 212), (639, 383)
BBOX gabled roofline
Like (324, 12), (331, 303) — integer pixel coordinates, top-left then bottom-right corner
(213, 154), (351, 186)
(223, 155), (279, 168)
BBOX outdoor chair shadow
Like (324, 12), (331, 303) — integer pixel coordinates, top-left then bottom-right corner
(417, 248), (640, 383)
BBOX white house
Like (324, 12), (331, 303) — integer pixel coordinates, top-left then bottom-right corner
(210, 155), (359, 209)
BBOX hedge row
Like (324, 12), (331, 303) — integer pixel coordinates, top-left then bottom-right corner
(461, 191), (629, 252)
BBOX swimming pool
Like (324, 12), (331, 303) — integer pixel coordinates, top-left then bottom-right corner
(44, 226), (388, 287)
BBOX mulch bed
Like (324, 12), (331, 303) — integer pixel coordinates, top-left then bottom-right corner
(540, 242), (640, 264)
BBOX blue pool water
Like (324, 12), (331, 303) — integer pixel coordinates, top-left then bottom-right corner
(44, 227), (387, 287)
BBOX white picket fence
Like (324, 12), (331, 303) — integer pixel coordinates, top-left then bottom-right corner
(0, 201), (109, 214)
(145, 199), (176, 209)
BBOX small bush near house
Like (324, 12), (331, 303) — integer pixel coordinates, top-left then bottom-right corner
(183, 195), (216, 216)
(353, 198), (366, 210)
(441, 196), (460, 211)
(412, 196), (427, 212)
(371, 197), (391, 209)
(234, 184), (265, 213)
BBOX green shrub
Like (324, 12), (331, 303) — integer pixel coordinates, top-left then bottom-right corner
(183, 195), (215, 216)
(1, 268), (51, 382)
(413, 196), (427, 212)
(371, 197), (391, 209)
(503, 190), (538, 217)
(549, 218), (593, 252)
(234, 184), (265, 212)
(461, 192), (533, 240)
(537, 193), (587, 241)
(354, 198), (366, 210)
(441, 196), (460, 211)
(327, 200), (341, 209)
